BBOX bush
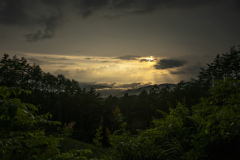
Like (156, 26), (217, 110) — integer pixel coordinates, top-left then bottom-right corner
(0, 86), (93, 160)
(108, 79), (240, 160)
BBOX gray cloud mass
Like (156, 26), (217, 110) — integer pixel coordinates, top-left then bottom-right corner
(169, 63), (204, 75)
(154, 59), (188, 69)
(1, 0), (238, 41)
(115, 55), (141, 60)
(25, 14), (64, 42)
(0, 0), (64, 41)
(0, 0), (31, 25)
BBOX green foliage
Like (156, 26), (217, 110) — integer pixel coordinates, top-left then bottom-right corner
(0, 54), (105, 143)
(49, 149), (92, 160)
(0, 86), (61, 159)
(0, 86), (93, 160)
(93, 117), (103, 147)
(1, 45), (240, 159)
(186, 78), (240, 160)
(108, 103), (190, 160)
(61, 121), (76, 137)
(108, 78), (240, 160)
(198, 45), (240, 85)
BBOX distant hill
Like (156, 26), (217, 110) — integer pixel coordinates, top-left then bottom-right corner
(121, 83), (176, 96)
(96, 83), (176, 97)
(78, 83), (111, 90)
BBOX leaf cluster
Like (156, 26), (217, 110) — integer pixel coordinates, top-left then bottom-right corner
(0, 86), (93, 160)
(107, 78), (240, 160)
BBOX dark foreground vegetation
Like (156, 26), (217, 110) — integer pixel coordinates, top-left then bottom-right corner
(0, 45), (240, 159)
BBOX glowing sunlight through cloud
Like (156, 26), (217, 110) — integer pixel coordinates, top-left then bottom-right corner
(20, 52), (185, 85)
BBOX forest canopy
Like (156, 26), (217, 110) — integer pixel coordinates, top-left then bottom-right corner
(0, 45), (240, 159)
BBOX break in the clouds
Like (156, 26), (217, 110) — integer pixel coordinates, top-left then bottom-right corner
(115, 55), (141, 60)
(1, 0), (240, 87)
(1, 0), (238, 41)
(154, 59), (188, 70)
(140, 59), (152, 62)
(140, 58), (155, 62)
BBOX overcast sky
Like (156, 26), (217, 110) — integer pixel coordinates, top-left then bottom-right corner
(1, 0), (240, 88)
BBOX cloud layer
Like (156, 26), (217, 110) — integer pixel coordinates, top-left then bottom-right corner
(1, 0), (238, 41)
(154, 59), (188, 69)
(25, 14), (64, 42)
(115, 55), (141, 60)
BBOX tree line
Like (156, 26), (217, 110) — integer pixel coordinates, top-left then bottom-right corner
(0, 45), (240, 149)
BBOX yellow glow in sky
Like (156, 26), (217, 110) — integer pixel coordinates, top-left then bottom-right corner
(18, 53), (190, 85)
(146, 56), (154, 61)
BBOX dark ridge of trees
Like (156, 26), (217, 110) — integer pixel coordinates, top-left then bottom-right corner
(106, 45), (240, 160)
(0, 86), (94, 160)
(0, 45), (240, 145)
(109, 78), (240, 160)
(1, 45), (240, 159)
(198, 46), (240, 85)
(0, 54), (105, 142)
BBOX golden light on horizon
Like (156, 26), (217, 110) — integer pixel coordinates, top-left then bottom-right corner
(146, 56), (154, 61)
(23, 53), (174, 84)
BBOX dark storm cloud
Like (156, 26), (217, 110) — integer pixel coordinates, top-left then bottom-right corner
(40, 0), (66, 7)
(0, 0), (231, 25)
(72, 0), (236, 18)
(115, 55), (141, 60)
(0, 0), (239, 41)
(154, 59), (188, 69)
(0, 0), (31, 25)
(170, 70), (186, 74)
(25, 14), (64, 42)
(169, 63), (204, 75)
(0, 0), (65, 41)
(71, 0), (109, 18)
